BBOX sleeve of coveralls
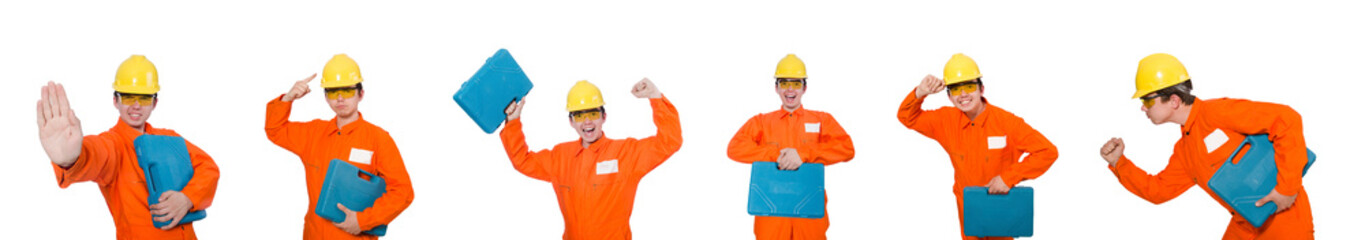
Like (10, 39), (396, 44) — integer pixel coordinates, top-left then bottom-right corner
(265, 94), (315, 155)
(1108, 151), (1197, 204)
(52, 132), (122, 188)
(727, 115), (781, 163)
(797, 114), (855, 165)
(356, 133), (415, 231)
(897, 89), (947, 140)
(999, 118), (1059, 187)
(180, 138), (220, 212)
(500, 118), (558, 182)
(626, 95), (683, 175)
(1205, 99), (1308, 196)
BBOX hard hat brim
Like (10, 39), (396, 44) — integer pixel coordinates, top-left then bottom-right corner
(566, 103), (605, 112)
(114, 85), (159, 95)
(321, 79), (363, 89)
(943, 75), (982, 85)
(1130, 78), (1188, 99)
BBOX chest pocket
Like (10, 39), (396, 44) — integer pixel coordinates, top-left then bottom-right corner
(800, 122), (821, 145)
(590, 159), (623, 192)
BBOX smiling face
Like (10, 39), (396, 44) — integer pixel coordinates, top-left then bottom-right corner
(946, 80), (983, 113)
(568, 108), (606, 143)
(113, 92), (156, 130)
(775, 78), (805, 110)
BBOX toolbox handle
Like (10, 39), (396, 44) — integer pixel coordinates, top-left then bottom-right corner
(356, 168), (379, 183)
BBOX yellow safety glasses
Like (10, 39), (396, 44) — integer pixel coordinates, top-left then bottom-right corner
(946, 82), (980, 96)
(776, 79), (805, 90)
(325, 87), (359, 100)
(570, 109), (603, 122)
(1140, 94), (1160, 108)
(116, 92), (155, 106)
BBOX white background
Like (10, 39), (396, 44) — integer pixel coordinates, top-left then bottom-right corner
(1, 1), (1361, 239)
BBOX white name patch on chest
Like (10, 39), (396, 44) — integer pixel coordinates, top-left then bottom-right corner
(1204, 129), (1229, 154)
(988, 136), (1007, 149)
(350, 148), (374, 165)
(597, 159), (619, 175)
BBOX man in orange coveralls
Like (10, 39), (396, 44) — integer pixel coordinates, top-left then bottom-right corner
(897, 53), (1058, 240)
(1098, 53), (1314, 239)
(727, 54), (855, 240)
(500, 78), (681, 239)
(265, 54), (414, 239)
(38, 55), (220, 239)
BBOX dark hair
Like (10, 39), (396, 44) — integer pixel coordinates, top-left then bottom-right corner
(325, 83), (363, 91)
(1153, 80), (1195, 105)
(113, 91), (158, 99)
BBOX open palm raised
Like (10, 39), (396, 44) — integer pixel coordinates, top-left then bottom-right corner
(37, 81), (83, 167)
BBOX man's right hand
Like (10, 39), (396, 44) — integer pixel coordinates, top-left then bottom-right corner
(1100, 137), (1125, 167)
(915, 74), (946, 99)
(777, 148), (802, 170)
(37, 81), (83, 168)
(505, 98), (526, 121)
(281, 74), (315, 102)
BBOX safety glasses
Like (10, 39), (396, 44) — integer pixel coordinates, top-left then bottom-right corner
(946, 81), (980, 96)
(1140, 94), (1160, 108)
(776, 79), (805, 90)
(116, 92), (156, 106)
(324, 87), (359, 100)
(570, 109), (604, 122)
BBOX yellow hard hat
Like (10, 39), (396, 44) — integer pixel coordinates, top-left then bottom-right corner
(566, 80), (604, 111)
(322, 54), (363, 88)
(1132, 53), (1190, 98)
(774, 54), (807, 79)
(113, 55), (160, 94)
(943, 53), (982, 85)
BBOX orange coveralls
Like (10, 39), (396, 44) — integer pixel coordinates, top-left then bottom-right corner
(499, 96), (682, 240)
(266, 95), (415, 240)
(727, 106), (855, 240)
(1109, 98), (1313, 239)
(52, 119), (220, 239)
(897, 90), (1059, 240)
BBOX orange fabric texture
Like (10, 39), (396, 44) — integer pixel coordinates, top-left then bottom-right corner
(51, 119), (220, 240)
(727, 106), (855, 240)
(897, 90), (1058, 240)
(1108, 98), (1313, 239)
(265, 95), (415, 240)
(499, 96), (682, 240)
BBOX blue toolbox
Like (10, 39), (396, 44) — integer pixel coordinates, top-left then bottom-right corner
(962, 186), (1033, 238)
(747, 162), (825, 219)
(453, 48), (534, 134)
(1208, 134), (1316, 228)
(316, 159), (389, 236)
(134, 135), (207, 228)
